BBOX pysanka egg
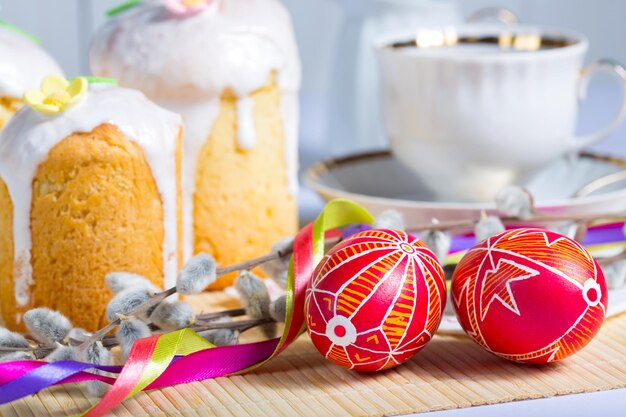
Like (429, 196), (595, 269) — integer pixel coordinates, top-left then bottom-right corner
(305, 229), (447, 372)
(452, 228), (607, 364)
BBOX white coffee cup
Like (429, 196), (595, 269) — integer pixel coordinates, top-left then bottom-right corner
(376, 25), (626, 202)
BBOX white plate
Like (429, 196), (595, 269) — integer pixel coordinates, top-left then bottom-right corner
(305, 151), (626, 225)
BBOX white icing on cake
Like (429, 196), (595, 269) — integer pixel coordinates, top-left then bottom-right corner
(236, 97), (256, 150)
(0, 26), (64, 98)
(90, 0), (301, 260)
(158, 98), (220, 263)
(0, 84), (182, 307)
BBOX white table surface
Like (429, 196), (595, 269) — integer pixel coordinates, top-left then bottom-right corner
(297, 80), (626, 415)
(423, 388), (626, 417)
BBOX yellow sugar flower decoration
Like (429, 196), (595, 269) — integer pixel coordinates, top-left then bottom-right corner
(24, 75), (88, 115)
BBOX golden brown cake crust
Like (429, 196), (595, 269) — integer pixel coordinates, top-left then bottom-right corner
(0, 97), (23, 130)
(194, 80), (297, 289)
(0, 178), (15, 328)
(0, 123), (181, 331)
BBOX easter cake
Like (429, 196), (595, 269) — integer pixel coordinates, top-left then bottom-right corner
(90, 0), (301, 288)
(0, 77), (182, 331)
(0, 23), (64, 129)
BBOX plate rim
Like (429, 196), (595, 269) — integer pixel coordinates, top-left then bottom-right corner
(304, 150), (626, 209)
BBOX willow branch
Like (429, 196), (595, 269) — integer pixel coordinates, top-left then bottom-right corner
(76, 247), (295, 352)
(407, 211), (626, 233)
(1, 316), (275, 357)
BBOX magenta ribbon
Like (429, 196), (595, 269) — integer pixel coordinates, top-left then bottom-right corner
(148, 339), (279, 388)
(0, 340), (280, 403)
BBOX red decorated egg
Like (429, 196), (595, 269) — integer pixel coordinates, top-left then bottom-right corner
(452, 228), (607, 364)
(305, 229), (446, 371)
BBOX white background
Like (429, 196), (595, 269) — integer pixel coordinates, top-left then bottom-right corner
(3, 0), (626, 93)
(3, 0), (626, 153)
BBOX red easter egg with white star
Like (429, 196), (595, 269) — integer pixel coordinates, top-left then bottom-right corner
(305, 229), (447, 372)
(452, 228), (607, 364)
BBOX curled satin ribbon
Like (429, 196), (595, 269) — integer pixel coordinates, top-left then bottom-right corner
(0, 199), (375, 416)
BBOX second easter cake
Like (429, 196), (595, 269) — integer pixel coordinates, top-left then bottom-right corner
(90, 0), (301, 288)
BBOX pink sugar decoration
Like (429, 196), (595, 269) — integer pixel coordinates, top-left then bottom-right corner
(165, 0), (216, 17)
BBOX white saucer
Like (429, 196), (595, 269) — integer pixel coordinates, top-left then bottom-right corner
(305, 150), (626, 225)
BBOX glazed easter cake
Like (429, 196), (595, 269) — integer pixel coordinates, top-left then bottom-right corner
(90, 0), (301, 288)
(0, 22), (64, 129)
(0, 77), (182, 331)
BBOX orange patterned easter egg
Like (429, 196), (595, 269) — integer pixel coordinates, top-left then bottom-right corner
(452, 228), (607, 364)
(305, 229), (446, 372)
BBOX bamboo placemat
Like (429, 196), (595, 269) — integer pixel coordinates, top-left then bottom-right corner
(2, 292), (625, 417)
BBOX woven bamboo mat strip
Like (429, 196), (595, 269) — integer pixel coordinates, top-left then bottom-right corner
(2, 292), (625, 417)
